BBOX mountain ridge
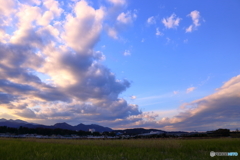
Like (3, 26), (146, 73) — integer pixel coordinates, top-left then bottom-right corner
(0, 119), (112, 132)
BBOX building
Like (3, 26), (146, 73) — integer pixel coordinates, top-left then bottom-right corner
(89, 128), (95, 133)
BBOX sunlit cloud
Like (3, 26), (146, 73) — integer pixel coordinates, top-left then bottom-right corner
(0, 0), (141, 126)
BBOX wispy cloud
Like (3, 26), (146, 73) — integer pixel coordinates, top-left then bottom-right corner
(156, 27), (163, 36)
(162, 13), (181, 29)
(147, 16), (156, 25)
(107, 0), (126, 6)
(186, 87), (196, 93)
(117, 10), (137, 24)
(130, 95), (137, 99)
(123, 50), (131, 56)
(106, 27), (118, 39)
(186, 10), (201, 33)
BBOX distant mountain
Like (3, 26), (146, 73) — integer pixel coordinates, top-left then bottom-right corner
(0, 118), (7, 122)
(0, 118), (28, 124)
(0, 119), (112, 132)
(54, 122), (74, 130)
(75, 124), (112, 132)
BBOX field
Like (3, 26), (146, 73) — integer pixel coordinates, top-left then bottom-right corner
(0, 138), (239, 160)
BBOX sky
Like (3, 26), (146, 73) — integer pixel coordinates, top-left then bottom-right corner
(0, 0), (240, 131)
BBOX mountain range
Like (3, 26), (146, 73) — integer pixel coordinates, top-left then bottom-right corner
(0, 118), (112, 132)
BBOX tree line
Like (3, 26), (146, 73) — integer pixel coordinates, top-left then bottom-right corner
(0, 126), (114, 136)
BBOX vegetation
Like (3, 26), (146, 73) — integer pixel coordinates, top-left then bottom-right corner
(0, 126), (110, 136)
(0, 138), (239, 160)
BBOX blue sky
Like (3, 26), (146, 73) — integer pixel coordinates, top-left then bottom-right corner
(0, 0), (239, 131)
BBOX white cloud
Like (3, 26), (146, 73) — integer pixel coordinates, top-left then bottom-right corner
(123, 50), (131, 56)
(156, 27), (163, 36)
(107, 27), (118, 39)
(14, 5), (41, 30)
(147, 16), (156, 25)
(186, 10), (201, 33)
(38, 0), (63, 26)
(186, 25), (193, 33)
(189, 10), (201, 26)
(131, 96), (137, 99)
(186, 87), (196, 93)
(62, 0), (105, 52)
(162, 13), (181, 29)
(0, 0), (16, 16)
(117, 11), (137, 24)
(107, 0), (126, 6)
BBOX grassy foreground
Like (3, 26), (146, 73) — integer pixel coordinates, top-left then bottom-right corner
(0, 138), (239, 160)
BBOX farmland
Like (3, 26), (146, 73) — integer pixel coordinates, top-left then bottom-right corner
(0, 138), (239, 160)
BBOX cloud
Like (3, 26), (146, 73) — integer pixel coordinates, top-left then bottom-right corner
(107, 0), (126, 6)
(186, 10), (201, 33)
(147, 16), (156, 25)
(62, 0), (105, 52)
(162, 13), (181, 29)
(156, 27), (163, 36)
(18, 0), (41, 5)
(38, 0), (63, 26)
(174, 75), (240, 130)
(0, 0), (142, 125)
(15, 108), (36, 118)
(131, 96), (137, 99)
(123, 50), (131, 56)
(119, 75), (240, 131)
(173, 91), (179, 95)
(186, 87), (196, 93)
(106, 27), (118, 39)
(117, 10), (137, 24)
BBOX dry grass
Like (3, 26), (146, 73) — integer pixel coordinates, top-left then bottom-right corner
(0, 138), (239, 160)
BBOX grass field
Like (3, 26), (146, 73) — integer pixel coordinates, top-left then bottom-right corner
(0, 138), (239, 160)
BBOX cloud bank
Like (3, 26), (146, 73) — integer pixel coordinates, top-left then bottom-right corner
(119, 75), (240, 131)
(0, 0), (141, 126)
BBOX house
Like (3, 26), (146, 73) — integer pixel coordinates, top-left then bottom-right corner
(89, 128), (95, 133)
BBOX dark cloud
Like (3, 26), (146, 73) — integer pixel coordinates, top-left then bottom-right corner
(0, 93), (16, 104)
(15, 108), (36, 118)
(0, 79), (37, 93)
